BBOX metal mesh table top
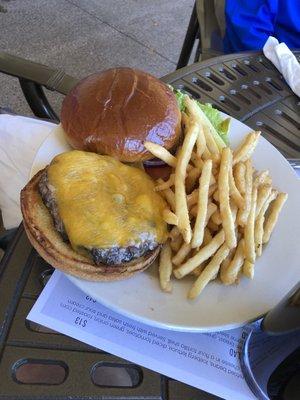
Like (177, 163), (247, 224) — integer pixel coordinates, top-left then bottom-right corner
(163, 51), (300, 159)
(0, 51), (299, 399)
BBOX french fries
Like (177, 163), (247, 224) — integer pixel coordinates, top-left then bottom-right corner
(185, 96), (224, 154)
(233, 131), (260, 165)
(184, 99), (207, 159)
(190, 202), (217, 222)
(159, 182), (176, 211)
(262, 192), (287, 244)
(207, 220), (219, 232)
(203, 227), (213, 245)
(174, 230), (225, 279)
(237, 159), (252, 226)
(144, 142), (177, 168)
(211, 209), (222, 225)
(229, 168), (244, 209)
(155, 174), (175, 191)
(188, 244), (230, 299)
(187, 188), (198, 208)
(219, 148), (236, 249)
(233, 162), (246, 195)
(244, 186), (258, 264)
(208, 183), (218, 197)
(169, 226), (180, 240)
(254, 170), (269, 187)
(170, 234), (183, 253)
(175, 122), (199, 243)
(191, 160), (212, 248)
(159, 241), (173, 292)
(243, 260), (254, 279)
(172, 242), (192, 266)
(186, 167), (201, 193)
(255, 184), (272, 218)
(163, 209), (178, 225)
(196, 125), (206, 158)
(221, 239), (245, 285)
(191, 151), (204, 169)
(213, 189), (219, 203)
(146, 98), (287, 299)
(255, 190), (278, 257)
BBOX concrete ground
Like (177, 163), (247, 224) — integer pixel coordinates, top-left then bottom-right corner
(0, 0), (194, 116)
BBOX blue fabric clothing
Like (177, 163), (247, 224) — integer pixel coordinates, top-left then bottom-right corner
(223, 0), (300, 53)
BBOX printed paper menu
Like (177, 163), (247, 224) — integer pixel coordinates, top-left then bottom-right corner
(27, 271), (256, 400)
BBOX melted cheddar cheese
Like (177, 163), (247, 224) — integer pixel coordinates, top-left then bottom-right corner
(47, 150), (168, 252)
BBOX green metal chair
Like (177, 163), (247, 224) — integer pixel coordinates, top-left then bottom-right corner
(177, 0), (225, 69)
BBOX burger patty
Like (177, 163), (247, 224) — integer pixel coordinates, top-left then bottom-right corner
(38, 170), (158, 265)
(38, 171), (68, 241)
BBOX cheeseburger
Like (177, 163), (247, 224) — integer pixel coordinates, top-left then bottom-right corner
(21, 68), (181, 281)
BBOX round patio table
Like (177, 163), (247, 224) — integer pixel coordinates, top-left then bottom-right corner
(0, 51), (299, 400)
(162, 51), (300, 159)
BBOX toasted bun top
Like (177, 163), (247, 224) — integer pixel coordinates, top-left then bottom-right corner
(60, 67), (181, 162)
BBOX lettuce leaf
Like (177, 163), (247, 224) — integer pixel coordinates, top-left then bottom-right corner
(197, 102), (230, 145)
(171, 87), (230, 145)
(175, 90), (186, 112)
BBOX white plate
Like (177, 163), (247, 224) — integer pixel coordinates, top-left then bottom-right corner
(30, 119), (300, 332)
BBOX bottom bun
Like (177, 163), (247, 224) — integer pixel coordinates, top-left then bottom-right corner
(20, 169), (160, 281)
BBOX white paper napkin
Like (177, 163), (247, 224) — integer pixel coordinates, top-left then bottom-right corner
(263, 36), (300, 97)
(0, 114), (56, 229)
